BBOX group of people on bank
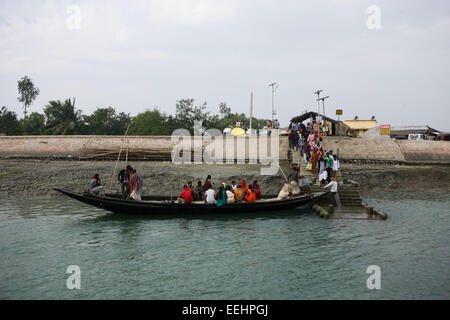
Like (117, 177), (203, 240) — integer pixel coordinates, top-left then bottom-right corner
(178, 176), (262, 206)
(288, 120), (340, 186)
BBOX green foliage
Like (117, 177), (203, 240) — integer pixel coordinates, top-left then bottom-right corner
(128, 108), (175, 135)
(22, 112), (45, 135)
(17, 76), (40, 119)
(83, 107), (131, 135)
(43, 98), (83, 135)
(0, 106), (22, 135)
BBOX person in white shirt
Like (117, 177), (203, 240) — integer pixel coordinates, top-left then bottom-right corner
(231, 181), (237, 191)
(322, 177), (339, 206)
(225, 186), (235, 203)
(205, 186), (216, 204)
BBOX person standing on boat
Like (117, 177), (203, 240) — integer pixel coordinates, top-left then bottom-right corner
(118, 165), (132, 199)
(215, 185), (227, 207)
(179, 185), (193, 203)
(130, 169), (143, 201)
(205, 185), (216, 204)
(89, 174), (105, 196)
(322, 177), (339, 206)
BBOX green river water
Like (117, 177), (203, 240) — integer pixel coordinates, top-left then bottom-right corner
(0, 192), (449, 299)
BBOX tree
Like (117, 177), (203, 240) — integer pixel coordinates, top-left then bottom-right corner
(175, 98), (211, 133)
(128, 108), (172, 135)
(22, 112), (45, 135)
(17, 76), (40, 120)
(218, 102), (231, 119)
(83, 107), (131, 135)
(0, 106), (22, 135)
(43, 98), (83, 135)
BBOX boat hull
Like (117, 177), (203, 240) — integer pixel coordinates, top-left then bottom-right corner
(53, 189), (328, 215)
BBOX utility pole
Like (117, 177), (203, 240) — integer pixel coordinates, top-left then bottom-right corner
(317, 96), (330, 137)
(249, 92), (253, 136)
(269, 83), (278, 124)
(314, 90), (323, 116)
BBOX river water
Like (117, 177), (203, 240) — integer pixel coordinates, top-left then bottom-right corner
(0, 192), (449, 300)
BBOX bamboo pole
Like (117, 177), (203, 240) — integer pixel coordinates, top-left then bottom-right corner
(109, 125), (130, 190)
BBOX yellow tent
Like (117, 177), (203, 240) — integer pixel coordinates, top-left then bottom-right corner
(231, 127), (246, 136)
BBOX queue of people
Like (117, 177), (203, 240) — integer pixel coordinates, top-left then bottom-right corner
(177, 177), (262, 206)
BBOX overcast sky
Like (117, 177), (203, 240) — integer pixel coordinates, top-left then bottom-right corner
(1, 0), (449, 131)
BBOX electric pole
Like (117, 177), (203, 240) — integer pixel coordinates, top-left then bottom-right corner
(269, 83), (278, 124)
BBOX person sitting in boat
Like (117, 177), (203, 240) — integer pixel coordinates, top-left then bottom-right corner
(178, 185), (193, 203)
(225, 186), (235, 203)
(240, 180), (248, 192)
(290, 180), (301, 196)
(215, 185), (227, 207)
(130, 169), (143, 201)
(89, 174), (105, 196)
(244, 187), (256, 202)
(204, 185), (216, 204)
(234, 185), (244, 202)
(277, 182), (291, 200)
(298, 175), (311, 195)
(231, 181), (237, 191)
(193, 181), (203, 201)
(203, 175), (212, 192)
(252, 180), (261, 200)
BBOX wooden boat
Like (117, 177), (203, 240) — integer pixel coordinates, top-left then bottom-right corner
(54, 188), (329, 215)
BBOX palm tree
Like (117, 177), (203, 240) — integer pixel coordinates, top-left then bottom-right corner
(44, 98), (83, 135)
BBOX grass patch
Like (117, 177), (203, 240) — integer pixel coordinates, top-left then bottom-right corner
(0, 168), (26, 180)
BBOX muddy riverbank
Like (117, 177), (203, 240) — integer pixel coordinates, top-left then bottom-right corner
(0, 159), (448, 198)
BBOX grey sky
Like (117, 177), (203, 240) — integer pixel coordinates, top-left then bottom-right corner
(1, 0), (449, 131)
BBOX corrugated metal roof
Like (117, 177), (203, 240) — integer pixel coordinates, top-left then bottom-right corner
(344, 120), (377, 130)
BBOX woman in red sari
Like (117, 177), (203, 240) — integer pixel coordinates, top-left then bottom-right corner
(252, 180), (261, 200)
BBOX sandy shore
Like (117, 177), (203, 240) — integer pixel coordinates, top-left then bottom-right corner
(0, 159), (448, 198)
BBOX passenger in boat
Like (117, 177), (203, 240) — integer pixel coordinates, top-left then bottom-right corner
(89, 174), (105, 196)
(203, 175), (212, 192)
(178, 185), (193, 203)
(225, 186), (235, 203)
(205, 185), (216, 204)
(252, 180), (261, 200)
(187, 181), (194, 194)
(117, 165), (132, 199)
(194, 181), (203, 201)
(215, 185), (227, 207)
(231, 181), (237, 190)
(298, 175), (311, 195)
(234, 185), (244, 202)
(130, 169), (143, 201)
(244, 187), (256, 202)
(290, 180), (300, 195)
(239, 180), (249, 199)
(277, 182), (291, 200)
(288, 166), (300, 184)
